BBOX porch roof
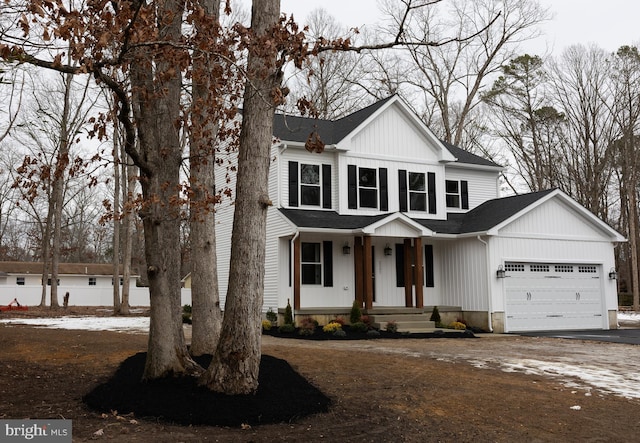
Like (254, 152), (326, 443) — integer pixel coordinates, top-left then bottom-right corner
(279, 190), (558, 236)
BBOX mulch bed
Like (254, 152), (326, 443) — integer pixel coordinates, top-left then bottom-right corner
(262, 325), (477, 340)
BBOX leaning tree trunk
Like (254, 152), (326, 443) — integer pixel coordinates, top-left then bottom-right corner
(112, 117), (122, 313)
(201, 0), (281, 394)
(188, 0), (223, 357)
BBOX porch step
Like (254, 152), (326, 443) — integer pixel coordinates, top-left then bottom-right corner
(368, 313), (435, 333)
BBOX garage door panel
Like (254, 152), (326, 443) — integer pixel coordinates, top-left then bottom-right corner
(504, 262), (605, 332)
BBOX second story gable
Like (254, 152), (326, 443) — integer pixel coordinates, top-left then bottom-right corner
(271, 96), (501, 220)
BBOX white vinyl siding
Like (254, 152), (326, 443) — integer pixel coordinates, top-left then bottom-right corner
(444, 167), (499, 211)
(438, 238), (489, 311)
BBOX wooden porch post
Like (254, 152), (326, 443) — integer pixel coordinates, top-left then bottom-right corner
(403, 238), (413, 307)
(293, 235), (301, 310)
(363, 236), (373, 309)
(414, 237), (424, 308)
(354, 236), (364, 307)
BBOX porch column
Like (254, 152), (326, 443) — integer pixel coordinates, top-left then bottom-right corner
(354, 236), (364, 307)
(363, 236), (373, 309)
(404, 238), (413, 307)
(414, 237), (424, 308)
(293, 235), (301, 310)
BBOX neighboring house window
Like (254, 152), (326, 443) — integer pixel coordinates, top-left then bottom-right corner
(348, 165), (388, 210)
(288, 161), (331, 209)
(445, 180), (469, 209)
(46, 278), (60, 286)
(111, 277), (124, 286)
(399, 170), (436, 214)
(89, 277), (97, 286)
(300, 241), (333, 287)
(16, 277), (25, 286)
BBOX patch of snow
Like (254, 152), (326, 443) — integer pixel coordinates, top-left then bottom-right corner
(618, 311), (640, 324)
(570, 405), (581, 410)
(0, 316), (150, 333)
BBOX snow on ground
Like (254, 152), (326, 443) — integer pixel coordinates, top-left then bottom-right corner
(3, 313), (640, 401)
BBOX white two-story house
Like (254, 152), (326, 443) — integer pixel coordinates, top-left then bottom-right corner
(215, 95), (625, 333)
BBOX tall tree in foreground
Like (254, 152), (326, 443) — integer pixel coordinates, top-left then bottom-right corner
(201, 0), (282, 395)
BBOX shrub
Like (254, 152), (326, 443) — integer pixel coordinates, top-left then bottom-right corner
(366, 329), (380, 337)
(360, 315), (373, 328)
(182, 305), (192, 324)
(350, 300), (362, 324)
(323, 322), (342, 333)
(350, 321), (368, 333)
(456, 317), (468, 326)
(278, 323), (295, 333)
(385, 320), (398, 333)
(284, 299), (293, 325)
(266, 307), (278, 323)
(298, 317), (317, 336)
(333, 329), (346, 337)
(449, 321), (467, 330)
(262, 320), (272, 331)
(331, 316), (346, 326)
(430, 306), (441, 323)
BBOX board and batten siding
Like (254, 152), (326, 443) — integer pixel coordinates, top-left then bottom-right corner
(444, 167), (499, 211)
(346, 103), (443, 162)
(264, 209), (295, 311)
(438, 237), (489, 311)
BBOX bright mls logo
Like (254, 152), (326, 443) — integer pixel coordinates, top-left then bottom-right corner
(1, 420), (71, 442)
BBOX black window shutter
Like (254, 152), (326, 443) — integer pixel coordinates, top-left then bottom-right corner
(322, 164), (331, 209)
(379, 168), (388, 211)
(348, 165), (357, 209)
(395, 243), (404, 287)
(288, 161), (298, 207)
(398, 170), (407, 212)
(427, 172), (436, 214)
(461, 180), (469, 209)
(424, 245), (434, 287)
(323, 241), (333, 287)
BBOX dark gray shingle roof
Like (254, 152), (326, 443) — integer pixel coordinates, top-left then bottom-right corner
(280, 190), (555, 235)
(273, 96), (499, 168)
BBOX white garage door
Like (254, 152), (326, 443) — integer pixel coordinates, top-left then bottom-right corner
(504, 262), (605, 332)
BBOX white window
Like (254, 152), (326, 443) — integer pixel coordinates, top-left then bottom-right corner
(88, 277), (97, 286)
(16, 277), (25, 286)
(300, 164), (321, 206)
(358, 167), (378, 208)
(446, 180), (461, 208)
(408, 172), (426, 211)
(301, 242), (322, 285)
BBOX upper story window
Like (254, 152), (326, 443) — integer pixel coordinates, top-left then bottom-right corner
(358, 168), (378, 208)
(289, 161), (331, 209)
(88, 277), (97, 286)
(445, 180), (469, 209)
(348, 165), (388, 211)
(399, 170), (436, 214)
(16, 277), (25, 286)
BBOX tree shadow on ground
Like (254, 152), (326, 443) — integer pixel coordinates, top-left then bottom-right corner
(83, 353), (331, 427)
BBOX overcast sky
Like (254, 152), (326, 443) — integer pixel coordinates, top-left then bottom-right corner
(277, 0), (639, 55)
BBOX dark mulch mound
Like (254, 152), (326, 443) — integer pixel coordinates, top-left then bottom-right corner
(263, 325), (477, 340)
(83, 353), (330, 427)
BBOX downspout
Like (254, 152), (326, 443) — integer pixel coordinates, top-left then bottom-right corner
(290, 230), (299, 323)
(477, 235), (494, 332)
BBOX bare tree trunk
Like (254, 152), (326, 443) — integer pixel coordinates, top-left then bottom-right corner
(188, 0), (223, 356)
(120, 143), (134, 315)
(39, 215), (52, 307)
(50, 70), (75, 309)
(202, 0), (281, 394)
(629, 187), (640, 311)
(128, 0), (198, 379)
(112, 116), (122, 313)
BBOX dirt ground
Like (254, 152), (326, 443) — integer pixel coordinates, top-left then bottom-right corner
(1, 307), (640, 442)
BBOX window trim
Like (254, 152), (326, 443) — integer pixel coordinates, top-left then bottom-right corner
(88, 277), (97, 286)
(301, 242), (322, 285)
(445, 179), (469, 209)
(16, 277), (25, 286)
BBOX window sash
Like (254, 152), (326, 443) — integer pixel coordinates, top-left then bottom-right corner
(446, 180), (461, 208)
(301, 242), (322, 285)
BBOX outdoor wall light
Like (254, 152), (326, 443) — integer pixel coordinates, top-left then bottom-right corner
(342, 242), (351, 255)
(496, 265), (506, 279)
(609, 268), (617, 280)
(384, 244), (393, 256)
